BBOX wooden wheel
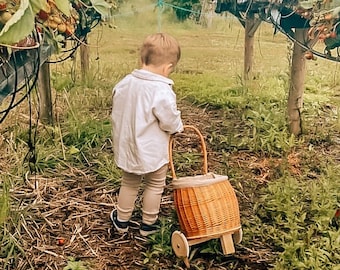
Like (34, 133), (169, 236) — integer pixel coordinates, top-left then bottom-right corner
(171, 231), (190, 268)
(172, 231), (189, 258)
(233, 228), (243, 244)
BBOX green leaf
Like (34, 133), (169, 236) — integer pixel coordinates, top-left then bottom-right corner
(299, 0), (314, 9)
(63, 260), (87, 270)
(0, 185), (9, 224)
(69, 145), (80, 155)
(90, 0), (111, 18)
(0, 0), (35, 45)
(29, 0), (47, 14)
(55, 0), (71, 17)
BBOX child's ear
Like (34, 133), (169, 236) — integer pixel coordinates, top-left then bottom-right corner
(167, 63), (175, 72)
(162, 63), (173, 77)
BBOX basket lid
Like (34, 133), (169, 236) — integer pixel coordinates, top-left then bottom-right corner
(172, 173), (229, 189)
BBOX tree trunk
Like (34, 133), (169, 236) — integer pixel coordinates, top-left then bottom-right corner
(37, 61), (53, 125)
(200, 0), (215, 28)
(244, 13), (261, 80)
(80, 39), (90, 82)
(288, 29), (307, 136)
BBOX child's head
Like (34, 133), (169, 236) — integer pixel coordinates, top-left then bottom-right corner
(140, 33), (181, 76)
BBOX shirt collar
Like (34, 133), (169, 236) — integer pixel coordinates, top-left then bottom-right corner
(131, 69), (174, 85)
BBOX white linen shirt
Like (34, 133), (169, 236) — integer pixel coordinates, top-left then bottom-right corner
(111, 69), (183, 175)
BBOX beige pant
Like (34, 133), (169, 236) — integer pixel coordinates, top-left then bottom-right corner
(117, 164), (168, 225)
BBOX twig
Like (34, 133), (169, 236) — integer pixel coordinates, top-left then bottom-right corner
(34, 246), (64, 259)
(78, 232), (97, 257)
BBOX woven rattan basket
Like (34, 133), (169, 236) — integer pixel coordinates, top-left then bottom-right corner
(169, 125), (241, 240)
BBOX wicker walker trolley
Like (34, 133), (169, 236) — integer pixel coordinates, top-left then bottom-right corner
(169, 125), (242, 268)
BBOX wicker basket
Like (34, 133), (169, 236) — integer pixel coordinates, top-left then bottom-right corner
(169, 125), (241, 240)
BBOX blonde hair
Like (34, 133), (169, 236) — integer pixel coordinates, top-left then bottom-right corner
(140, 33), (181, 67)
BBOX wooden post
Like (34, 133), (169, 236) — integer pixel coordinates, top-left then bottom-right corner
(38, 61), (53, 125)
(206, 1), (214, 28)
(200, 0), (215, 28)
(287, 29), (307, 136)
(200, 0), (208, 27)
(80, 38), (90, 82)
(244, 13), (261, 80)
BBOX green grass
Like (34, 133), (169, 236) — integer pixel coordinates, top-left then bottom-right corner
(250, 166), (340, 269)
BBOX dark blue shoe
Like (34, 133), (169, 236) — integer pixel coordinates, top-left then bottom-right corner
(140, 220), (161, 236)
(110, 209), (140, 234)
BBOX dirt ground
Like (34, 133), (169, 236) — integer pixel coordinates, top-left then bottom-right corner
(9, 100), (277, 270)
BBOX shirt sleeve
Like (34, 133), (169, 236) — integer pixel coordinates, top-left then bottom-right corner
(153, 88), (183, 134)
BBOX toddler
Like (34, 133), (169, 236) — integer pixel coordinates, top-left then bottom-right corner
(110, 33), (183, 236)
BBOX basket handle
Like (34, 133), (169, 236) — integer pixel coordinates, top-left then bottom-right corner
(169, 125), (208, 179)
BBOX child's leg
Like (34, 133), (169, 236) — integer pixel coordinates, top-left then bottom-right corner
(117, 171), (142, 221)
(142, 164), (168, 225)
